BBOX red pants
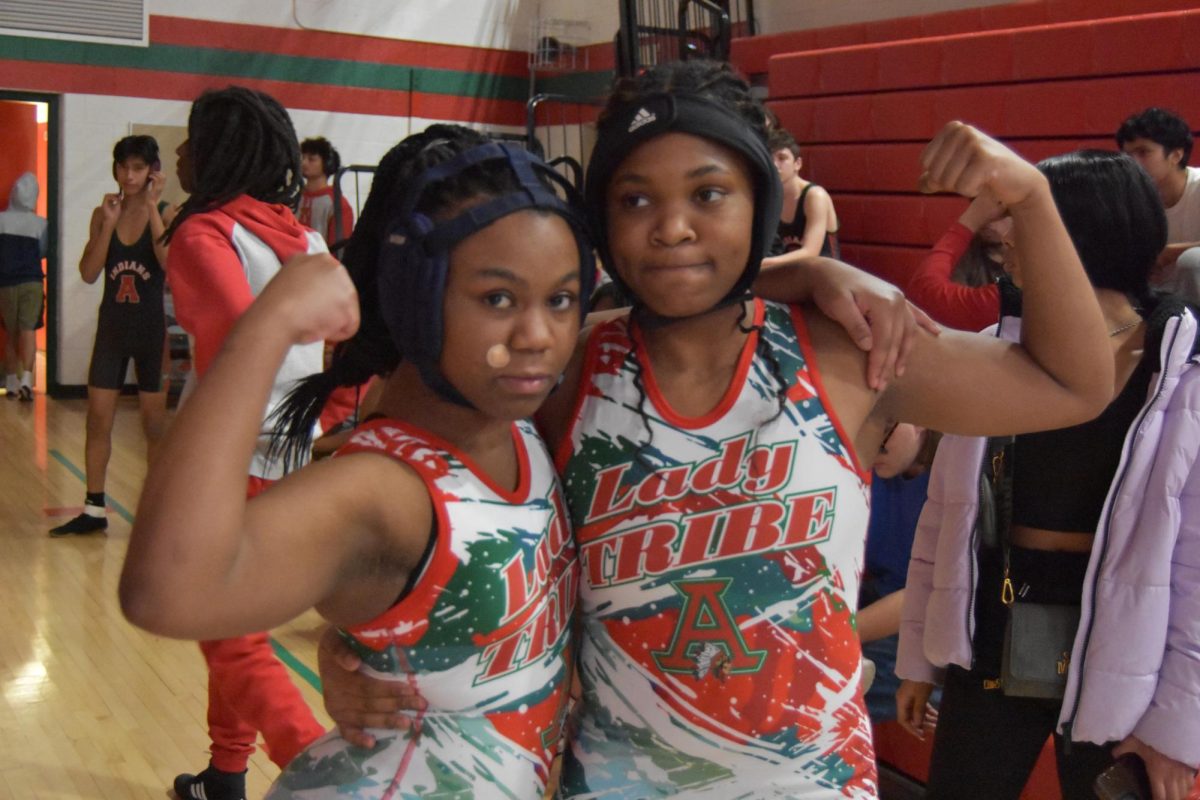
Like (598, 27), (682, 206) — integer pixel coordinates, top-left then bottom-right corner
(200, 633), (325, 771)
(200, 475), (325, 772)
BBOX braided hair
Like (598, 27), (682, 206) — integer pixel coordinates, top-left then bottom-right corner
(599, 59), (771, 140)
(164, 86), (303, 243)
(270, 124), (563, 468)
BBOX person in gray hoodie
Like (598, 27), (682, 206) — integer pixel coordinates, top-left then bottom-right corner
(0, 172), (48, 401)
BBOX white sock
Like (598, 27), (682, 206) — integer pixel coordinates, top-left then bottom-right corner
(20, 370), (32, 389)
(5, 375), (16, 394)
(83, 503), (106, 518)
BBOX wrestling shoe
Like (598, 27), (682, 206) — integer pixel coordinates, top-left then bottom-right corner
(49, 512), (108, 537)
(18, 384), (32, 402)
(173, 765), (246, 800)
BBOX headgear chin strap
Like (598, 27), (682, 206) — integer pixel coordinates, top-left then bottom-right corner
(585, 92), (782, 319)
(377, 141), (595, 408)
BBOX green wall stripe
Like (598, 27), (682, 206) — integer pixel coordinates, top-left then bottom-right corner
(0, 34), (529, 100)
(537, 70), (615, 100)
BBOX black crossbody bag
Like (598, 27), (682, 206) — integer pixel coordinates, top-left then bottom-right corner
(980, 437), (1080, 699)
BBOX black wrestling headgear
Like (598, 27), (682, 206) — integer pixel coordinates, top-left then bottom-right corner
(377, 141), (595, 407)
(584, 92), (782, 314)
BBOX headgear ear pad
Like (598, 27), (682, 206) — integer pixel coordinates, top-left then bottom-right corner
(584, 92), (782, 314)
(326, 146), (341, 177)
(377, 141), (596, 407)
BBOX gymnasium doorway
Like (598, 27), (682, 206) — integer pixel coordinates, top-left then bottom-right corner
(0, 91), (59, 394)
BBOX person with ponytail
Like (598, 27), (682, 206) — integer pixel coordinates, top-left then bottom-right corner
(896, 152), (1200, 800)
(121, 123), (594, 799)
(156, 85), (330, 800)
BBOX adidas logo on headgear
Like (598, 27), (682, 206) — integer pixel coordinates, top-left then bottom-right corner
(628, 108), (656, 133)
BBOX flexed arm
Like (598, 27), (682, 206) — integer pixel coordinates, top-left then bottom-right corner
(877, 123), (1113, 437)
(121, 254), (426, 640)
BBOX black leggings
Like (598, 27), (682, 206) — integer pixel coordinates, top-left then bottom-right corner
(925, 546), (1115, 800)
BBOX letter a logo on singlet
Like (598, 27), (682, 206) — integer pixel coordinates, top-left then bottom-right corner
(115, 273), (140, 304)
(651, 578), (766, 678)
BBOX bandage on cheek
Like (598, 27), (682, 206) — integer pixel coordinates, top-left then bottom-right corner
(486, 344), (511, 368)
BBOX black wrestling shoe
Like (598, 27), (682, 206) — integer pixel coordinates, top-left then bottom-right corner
(48, 512), (108, 537)
(173, 765), (247, 800)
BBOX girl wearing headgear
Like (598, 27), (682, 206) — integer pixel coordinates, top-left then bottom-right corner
(121, 123), (594, 799)
(896, 152), (1200, 800)
(540, 60), (1114, 798)
(156, 86), (328, 800)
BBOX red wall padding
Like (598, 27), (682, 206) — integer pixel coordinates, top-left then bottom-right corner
(772, 72), (1200, 146)
(759, 5), (1200, 285)
(801, 138), (1114, 193)
(732, 0), (1200, 77)
(767, 10), (1200, 99)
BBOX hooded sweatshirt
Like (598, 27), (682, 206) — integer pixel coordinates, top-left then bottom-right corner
(167, 194), (326, 479)
(0, 172), (48, 287)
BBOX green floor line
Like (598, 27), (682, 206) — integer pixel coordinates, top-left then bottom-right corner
(269, 637), (322, 693)
(49, 449), (135, 523)
(49, 447), (322, 693)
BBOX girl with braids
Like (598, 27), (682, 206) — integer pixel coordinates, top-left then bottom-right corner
(541, 60), (1114, 799)
(319, 59), (1115, 799)
(159, 85), (329, 800)
(122, 124), (594, 798)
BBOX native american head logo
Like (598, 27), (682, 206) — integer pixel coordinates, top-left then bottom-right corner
(692, 642), (732, 682)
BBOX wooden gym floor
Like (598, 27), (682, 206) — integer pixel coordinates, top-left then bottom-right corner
(0, 365), (331, 799)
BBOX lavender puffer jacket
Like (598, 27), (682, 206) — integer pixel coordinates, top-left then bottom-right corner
(896, 303), (1200, 768)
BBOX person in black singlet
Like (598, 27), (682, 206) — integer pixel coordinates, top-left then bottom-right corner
(763, 127), (840, 267)
(51, 135), (170, 536)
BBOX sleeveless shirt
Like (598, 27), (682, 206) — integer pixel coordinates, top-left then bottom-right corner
(99, 223), (165, 342)
(267, 418), (578, 800)
(556, 300), (877, 799)
(777, 184), (839, 259)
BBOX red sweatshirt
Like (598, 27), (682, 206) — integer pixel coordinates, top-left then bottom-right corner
(904, 222), (1000, 332)
(167, 194), (326, 477)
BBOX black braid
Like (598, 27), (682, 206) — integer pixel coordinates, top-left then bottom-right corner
(164, 86), (303, 244)
(625, 338), (661, 474)
(600, 60), (769, 144)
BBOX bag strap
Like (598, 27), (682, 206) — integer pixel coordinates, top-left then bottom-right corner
(986, 435), (1017, 605)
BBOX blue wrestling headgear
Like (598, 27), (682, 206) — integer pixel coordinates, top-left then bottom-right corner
(585, 92), (783, 316)
(377, 141), (596, 407)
